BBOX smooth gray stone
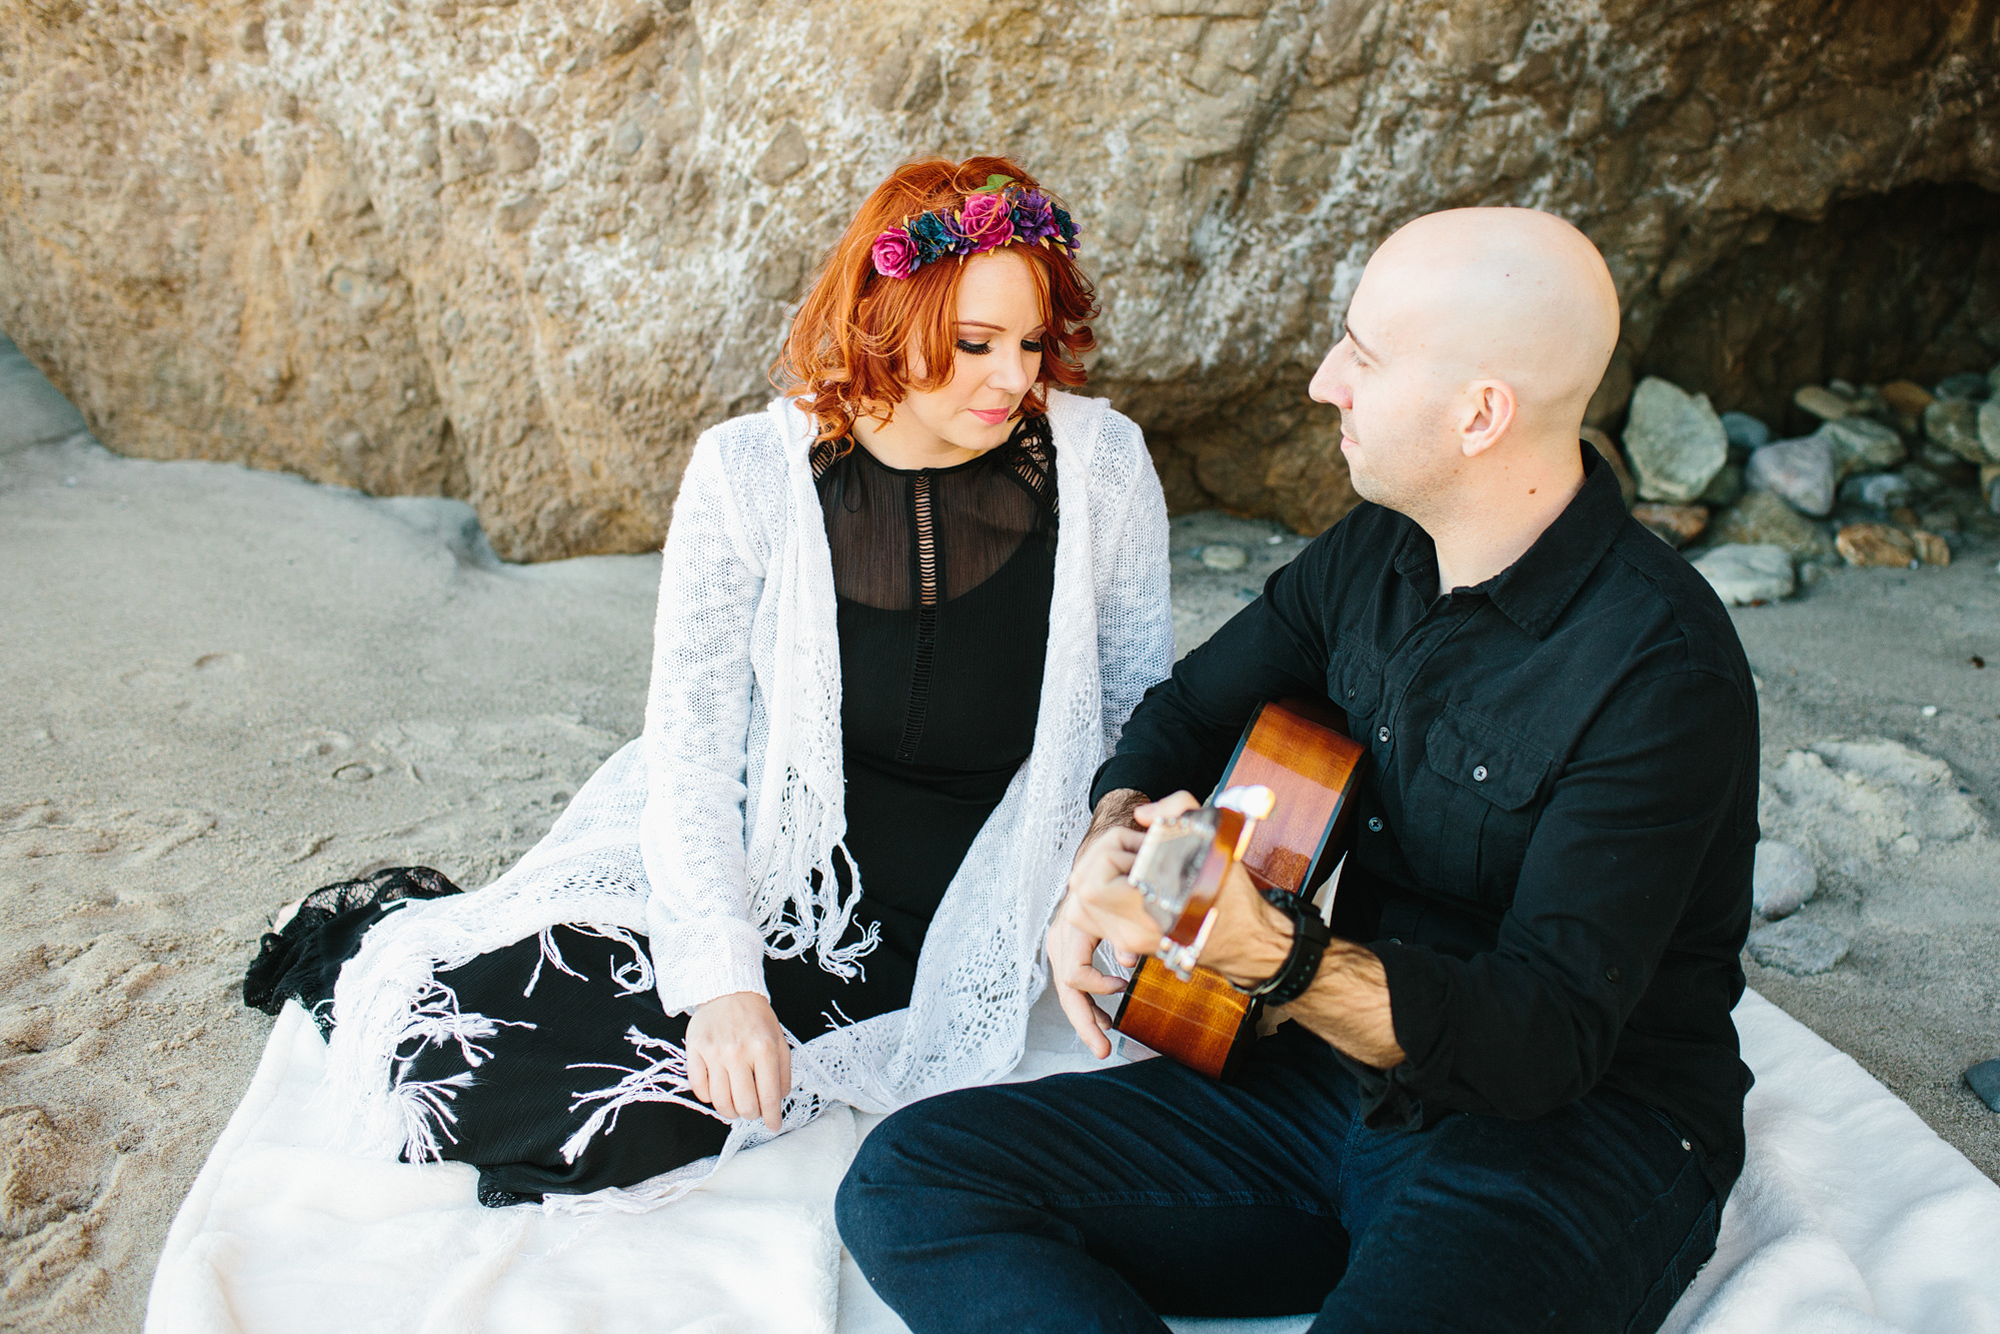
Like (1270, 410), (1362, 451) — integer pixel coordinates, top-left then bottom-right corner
(1923, 399), (1985, 464)
(1977, 400), (2000, 464)
(1899, 462), (1947, 495)
(1934, 371), (1989, 401)
(1967, 1059), (2000, 1113)
(1752, 840), (1817, 919)
(1746, 436), (1836, 516)
(1821, 417), (1905, 480)
(1699, 462), (1745, 506)
(1692, 544), (1795, 606)
(1708, 490), (1835, 564)
(1838, 472), (1911, 511)
(0, 332), (91, 453)
(1625, 377), (1728, 503)
(1197, 543), (1248, 571)
(1720, 411), (1771, 457)
(1747, 919), (1850, 976)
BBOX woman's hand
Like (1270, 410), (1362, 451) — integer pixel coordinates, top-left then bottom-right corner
(685, 991), (791, 1132)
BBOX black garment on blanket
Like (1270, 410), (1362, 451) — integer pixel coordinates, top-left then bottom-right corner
(246, 420), (1057, 1207)
(244, 866), (465, 1034)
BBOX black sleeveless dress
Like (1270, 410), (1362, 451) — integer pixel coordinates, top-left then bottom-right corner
(243, 418), (1058, 1206)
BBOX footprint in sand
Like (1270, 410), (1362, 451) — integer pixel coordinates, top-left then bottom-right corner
(0, 804), (214, 864)
(0, 1105), (110, 1317)
(115, 666), (178, 690)
(0, 1004), (54, 1052)
(298, 729), (355, 759)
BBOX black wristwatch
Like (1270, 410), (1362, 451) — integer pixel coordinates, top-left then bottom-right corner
(1244, 888), (1332, 1005)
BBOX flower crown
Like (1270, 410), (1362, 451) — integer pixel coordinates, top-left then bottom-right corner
(871, 174), (1081, 280)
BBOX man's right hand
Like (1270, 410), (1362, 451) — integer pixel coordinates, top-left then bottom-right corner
(685, 991), (791, 1132)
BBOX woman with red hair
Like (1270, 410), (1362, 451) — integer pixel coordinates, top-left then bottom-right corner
(245, 155), (1173, 1208)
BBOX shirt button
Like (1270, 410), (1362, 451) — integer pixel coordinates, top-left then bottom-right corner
(1605, 966), (1622, 983)
(1367, 816), (1383, 833)
(1472, 764), (1488, 782)
(1376, 725), (1390, 743)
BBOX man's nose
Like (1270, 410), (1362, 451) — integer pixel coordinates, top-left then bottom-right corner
(1308, 345), (1351, 409)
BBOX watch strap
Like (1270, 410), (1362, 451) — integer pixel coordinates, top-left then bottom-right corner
(1247, 887), (1332, 1005)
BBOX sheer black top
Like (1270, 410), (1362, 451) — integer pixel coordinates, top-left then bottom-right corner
(765, 416), (1056, 1022)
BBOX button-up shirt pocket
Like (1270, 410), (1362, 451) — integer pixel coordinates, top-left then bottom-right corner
(1331, 649), (1384, 726)
(1414, 709), (1554, 908)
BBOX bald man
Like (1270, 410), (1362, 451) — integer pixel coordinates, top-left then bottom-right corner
(837, 209), (1756, 1334)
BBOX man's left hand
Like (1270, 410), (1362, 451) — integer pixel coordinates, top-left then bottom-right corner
(1052, 792), (1293, 1039)
(1056, 789), (1408, 1070)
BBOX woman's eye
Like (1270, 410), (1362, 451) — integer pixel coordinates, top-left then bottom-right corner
(956, 339), (991, 355)
(1022, 339), (1044, 353)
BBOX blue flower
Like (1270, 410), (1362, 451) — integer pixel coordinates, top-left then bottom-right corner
(1050, 205), (1080, 253)
(908, 211), (961, 266)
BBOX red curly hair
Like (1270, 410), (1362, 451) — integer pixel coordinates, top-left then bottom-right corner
(774, 155), (1099, 445)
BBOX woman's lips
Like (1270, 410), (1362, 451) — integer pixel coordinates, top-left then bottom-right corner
(969, 407), (1012, 425)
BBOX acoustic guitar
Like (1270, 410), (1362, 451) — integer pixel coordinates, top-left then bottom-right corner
(1111, 697), (1368, 1078)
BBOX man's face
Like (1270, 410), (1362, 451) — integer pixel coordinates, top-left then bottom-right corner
(1307, 269), (1462, 517)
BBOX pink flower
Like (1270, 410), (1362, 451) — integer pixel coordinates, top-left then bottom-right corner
(956, 191), (1017, 254)
(872, 227), (918, 278)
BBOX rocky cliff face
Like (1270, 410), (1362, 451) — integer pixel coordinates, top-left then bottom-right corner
(3, 0), (1996, 559)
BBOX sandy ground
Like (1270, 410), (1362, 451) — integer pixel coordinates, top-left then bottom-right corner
(2, 334), (1995, 1332)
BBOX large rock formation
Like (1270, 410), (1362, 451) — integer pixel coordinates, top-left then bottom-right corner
(2, 0), (1996, 559)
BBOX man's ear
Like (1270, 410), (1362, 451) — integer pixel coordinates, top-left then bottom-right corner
(1459, 380), (1517, 459)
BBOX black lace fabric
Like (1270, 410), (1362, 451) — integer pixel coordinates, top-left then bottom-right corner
(811, 414), (1057, 609)
(243, 867), (463, 1034)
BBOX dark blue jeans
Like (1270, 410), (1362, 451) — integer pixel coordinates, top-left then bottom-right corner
(837, 1024), (1718, 1333)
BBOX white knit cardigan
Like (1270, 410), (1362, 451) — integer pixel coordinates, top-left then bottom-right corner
(319, 389), (1172, 1211)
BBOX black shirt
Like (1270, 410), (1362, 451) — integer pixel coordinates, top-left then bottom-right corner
(765, 419), (1057, 1029)
(1092, 446), (1757, 1199)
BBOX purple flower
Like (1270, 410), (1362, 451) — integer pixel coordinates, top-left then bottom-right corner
(872, 226), (918, 279)
(957, 191), (1017, 254)
(1011, 190), (1060, 245)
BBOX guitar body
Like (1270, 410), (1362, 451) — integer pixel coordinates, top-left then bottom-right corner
(1112, 698), (1368, 1078)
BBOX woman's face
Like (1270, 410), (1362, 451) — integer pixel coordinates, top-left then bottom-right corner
(860, 248), (1047, 469)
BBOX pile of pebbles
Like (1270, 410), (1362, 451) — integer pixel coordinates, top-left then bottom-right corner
(1599, 365), (2000, 605)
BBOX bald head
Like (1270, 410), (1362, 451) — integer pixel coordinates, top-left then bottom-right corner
(1308, 207), (1622, 584)
(1361, 208), (1620, 427)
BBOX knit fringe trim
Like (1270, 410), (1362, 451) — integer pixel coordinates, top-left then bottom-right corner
(560, 1026), (721, 1165)
(749, 789), (881, 983)
(388, 979), (537, 1164)
(322, 869), (648, 1158)
(525, 923), (656, 999)
(542, 1035), (838, 1217)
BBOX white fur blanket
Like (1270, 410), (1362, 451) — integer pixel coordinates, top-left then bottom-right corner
(149, 990), (2000, 1333)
